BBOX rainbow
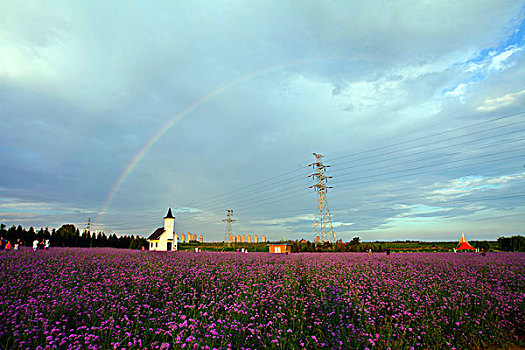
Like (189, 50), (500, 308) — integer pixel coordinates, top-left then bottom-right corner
(96, 55), (364, 230)
(97, 60), (304, 227)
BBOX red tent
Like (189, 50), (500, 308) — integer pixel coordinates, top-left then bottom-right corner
(457, 233), (475, 250)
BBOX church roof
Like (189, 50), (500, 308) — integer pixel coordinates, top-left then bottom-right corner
(147, 227), (164, 241)
(165, 208), (175, 219)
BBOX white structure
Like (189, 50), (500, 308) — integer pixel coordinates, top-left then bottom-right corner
(147, 208), (178, 251)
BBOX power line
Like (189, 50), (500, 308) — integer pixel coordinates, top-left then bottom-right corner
(234, 156), (524, 215)
(332, 149), (525, 187)
(234, 151), (523, 211)
(331, 192), (525, 215)
(191, 112), (524, 213)
(330, 120), (524, 169)
(196, 122), (524, 213)
(331, 129), (524, 175)
(189, 165), (308, 209)
(199, 135), (523, 213)
(224, 187), (310, 213)
(196, 171), (309, 211)
(240, 192), (525, 221)
(325, 110), (525, 163)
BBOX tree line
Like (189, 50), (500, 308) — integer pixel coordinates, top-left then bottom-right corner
(497, 235), (525, 252)
(290, 235), (525, 253)
(290, 237), (385, 253)
(0, 224), (147, 250)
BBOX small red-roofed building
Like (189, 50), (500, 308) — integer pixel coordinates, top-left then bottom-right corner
(269, 244), (291, 254)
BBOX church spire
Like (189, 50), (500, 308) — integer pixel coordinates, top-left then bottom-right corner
(165, 207), (175, 219)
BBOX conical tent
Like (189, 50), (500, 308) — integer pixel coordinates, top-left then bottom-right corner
(457, 233), (475, 250)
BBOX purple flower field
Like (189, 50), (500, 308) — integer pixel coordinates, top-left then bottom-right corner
(0, 249), (523, 349)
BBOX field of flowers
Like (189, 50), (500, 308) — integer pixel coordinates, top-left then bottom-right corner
(0, 248), (523, 349)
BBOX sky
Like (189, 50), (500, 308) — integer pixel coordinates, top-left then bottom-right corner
(1, 0), (524, 242)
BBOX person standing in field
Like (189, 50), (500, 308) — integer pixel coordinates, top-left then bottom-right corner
(33, 239), (39, 251)
(0, 236), (6, 251)
(44, 239), (50, 250)
(14, 239), (20, 250)
(5, 241), (11, 250)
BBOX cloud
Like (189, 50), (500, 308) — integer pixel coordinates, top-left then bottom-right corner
(0, 212), (38, 218)
(477, 89), (525, 111)
(444, 83), (469, 100)
(487, 46), (522, 71)
(430, 173), (525, 198)
(332, 221), (354, 228)
(251, 214), (314, 226)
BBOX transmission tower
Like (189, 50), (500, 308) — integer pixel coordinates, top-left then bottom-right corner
(223, 209), (236, 246)
(308, 153), (335, 243)
(84, 217), (91, 236)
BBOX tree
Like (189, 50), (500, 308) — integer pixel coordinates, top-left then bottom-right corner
(56, 224), (77, 246)
(475, 241), (490, 252)
(498, 235), (525, 252)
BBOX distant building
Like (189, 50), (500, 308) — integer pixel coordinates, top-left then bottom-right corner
(241, 234), (245, 243)
(247, 235), (251, 243)
(147, 208), (179, 251)
(254, 235), (258, 243)
(300, 239), (307, 244)
(269, 244), (291, 254)
(316, 235), (320, 243)
(238, 234), (241, 242)
(262, 235), (266, 243)
(199, 234), (203, 243)
(181, 233), (186, 243)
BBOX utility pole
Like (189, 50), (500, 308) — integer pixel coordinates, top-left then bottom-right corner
(308, 153), (335, 243)
(223, 209), (236, 246)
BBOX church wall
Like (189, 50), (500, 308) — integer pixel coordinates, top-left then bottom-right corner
(148, 231), (178, 251)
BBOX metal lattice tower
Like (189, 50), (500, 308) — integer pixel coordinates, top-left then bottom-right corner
(308, 153), (335, 243)
(83, 217), (91, 236)
(223, 209), (236, 246)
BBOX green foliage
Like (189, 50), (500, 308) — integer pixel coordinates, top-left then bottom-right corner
(0, 223), (147, 250)
(474, 241), (491, 252)
(498, 235), (525, 252)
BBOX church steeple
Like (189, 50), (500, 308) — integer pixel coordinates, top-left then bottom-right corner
(164, 206), (175, 244)
(165, 207), (175, 219)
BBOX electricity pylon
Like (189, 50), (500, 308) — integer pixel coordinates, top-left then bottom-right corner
(83, 217), (91, 236)
(223, 209), (236, 246)
(308, 153), (335, 243)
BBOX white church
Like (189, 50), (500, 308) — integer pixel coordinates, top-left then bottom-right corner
(147, 208), (179, 251)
